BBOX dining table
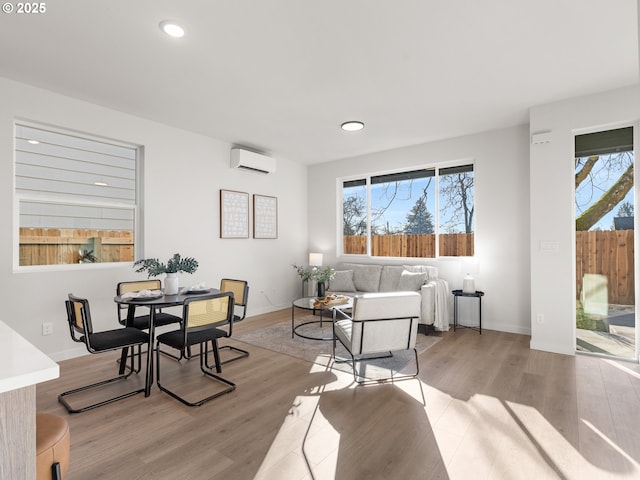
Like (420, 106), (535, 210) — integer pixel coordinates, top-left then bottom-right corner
(114, 288), (220, 397)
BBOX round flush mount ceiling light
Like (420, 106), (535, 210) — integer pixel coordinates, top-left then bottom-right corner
(341, 121), (365, 132)
(159, 20), (185, 38)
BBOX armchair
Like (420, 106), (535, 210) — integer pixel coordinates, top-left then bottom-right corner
(332, 291), (422, 384)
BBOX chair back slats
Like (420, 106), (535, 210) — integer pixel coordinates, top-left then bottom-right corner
(66, 294), (96, 349)
(185, 293), (233, 329)
(116, 280), (163, 325)
(117, 280), (161, 295)
(220, 279), (248, 306)
(186, 297), (229, 328)
(72, 301), (85, 331)
(66, 295), (93, 334)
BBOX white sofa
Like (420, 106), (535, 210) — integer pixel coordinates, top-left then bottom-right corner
(327, 263), (450, 332)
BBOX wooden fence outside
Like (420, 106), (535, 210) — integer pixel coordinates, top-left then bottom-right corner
(344, 233), (474, 257)
(345, 230), (634, 305)
(19, 228), (134, 266)
(576, 230), (634, 305)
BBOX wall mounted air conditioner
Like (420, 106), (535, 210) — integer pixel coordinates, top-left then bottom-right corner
(230, 148), (276, 175)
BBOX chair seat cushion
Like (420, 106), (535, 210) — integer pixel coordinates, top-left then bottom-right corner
(89, 328), (149, 351)
(157, 327), (227, 350)
(334, 319), (353, 349)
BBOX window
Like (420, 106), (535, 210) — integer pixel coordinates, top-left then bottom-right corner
(341, 164), (474, 258)
(342, 179), (367, 255)
(15, 123), (140, 267)
(438, 165), (475, 256)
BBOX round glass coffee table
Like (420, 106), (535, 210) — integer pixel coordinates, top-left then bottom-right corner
(291, 296), (353, 341)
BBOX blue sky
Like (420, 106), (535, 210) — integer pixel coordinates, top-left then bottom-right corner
(345, 174), (473, 234)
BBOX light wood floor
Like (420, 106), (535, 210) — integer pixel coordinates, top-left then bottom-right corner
(36, 309), (640, 480)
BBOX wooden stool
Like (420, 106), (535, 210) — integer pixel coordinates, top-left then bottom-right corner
(36, 413), (70, 480)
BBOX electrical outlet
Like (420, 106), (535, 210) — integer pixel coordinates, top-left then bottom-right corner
(42, 322), (53, 335)
(536, 314), (544, 324)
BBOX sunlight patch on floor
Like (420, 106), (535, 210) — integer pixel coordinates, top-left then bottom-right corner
(603, 358), (640, 379)
(253, 356), (640, 480)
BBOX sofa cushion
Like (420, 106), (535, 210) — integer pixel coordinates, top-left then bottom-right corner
(379, 265), (406, 291)
(403, 264), (438, 280)
(329, 270), (356, 292)
(341, 263), (383, 292)
(397, 270), (427, 291)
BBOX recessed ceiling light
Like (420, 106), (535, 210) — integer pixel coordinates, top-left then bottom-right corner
(94, 181), (108, 187)
(159, 20), (185, 38)
(27, 139), (40, 144)
(341, 121), (365, 132)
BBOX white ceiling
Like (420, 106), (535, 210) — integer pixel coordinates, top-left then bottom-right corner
(0, 0), (637, 164)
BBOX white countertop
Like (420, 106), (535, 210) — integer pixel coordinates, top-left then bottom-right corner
(0, 320), (59, 394)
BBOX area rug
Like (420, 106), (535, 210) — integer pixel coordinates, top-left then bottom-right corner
(234, 316), (442, 380)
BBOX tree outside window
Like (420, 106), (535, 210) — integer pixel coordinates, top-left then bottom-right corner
(342, 165), (474, 258)
(342, 180), (367, 254)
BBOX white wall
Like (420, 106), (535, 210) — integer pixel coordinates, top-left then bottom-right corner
(0, 77), (308, 360)
(307, 125), (532, 335)
(529, 84), (640, 355)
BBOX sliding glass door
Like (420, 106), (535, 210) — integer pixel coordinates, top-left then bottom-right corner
(575, 126), (635, 359)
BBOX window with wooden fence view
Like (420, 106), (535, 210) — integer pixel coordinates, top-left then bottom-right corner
(15, 124), (138, 267)
(342, 165), (474, 258)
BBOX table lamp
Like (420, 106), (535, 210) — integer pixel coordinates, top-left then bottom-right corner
(309, 252), (323, 267)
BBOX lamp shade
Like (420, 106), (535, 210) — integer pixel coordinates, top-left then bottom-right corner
(309, 253), (323, 267)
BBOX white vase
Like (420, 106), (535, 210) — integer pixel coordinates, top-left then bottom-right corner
(462, 274), (475, 294)
(164, 273), (179, 295)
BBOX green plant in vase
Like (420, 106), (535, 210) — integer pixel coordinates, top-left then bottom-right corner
(134, 253), (198, 295)
(292, 264), (335, 298)
(133, 253), (198, 277)
(313, 266), (335, 298)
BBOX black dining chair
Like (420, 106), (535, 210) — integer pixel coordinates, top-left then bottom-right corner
(116, 279), (182, 329)
(59, 294), (150, 413)
(218, 278), (250, 364)
(116, 279), (183, 361)
(155, 292), (236, 407)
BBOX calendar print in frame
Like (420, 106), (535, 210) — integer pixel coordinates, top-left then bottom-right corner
(220, 189), (249, 238)
(253, 194), (278, 239)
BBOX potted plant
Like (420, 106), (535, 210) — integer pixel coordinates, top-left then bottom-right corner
(133, 253), (198, 294)
(78, 248), (97, 263)
(292, 264), (335, 298)
(314, 266), (336, 297)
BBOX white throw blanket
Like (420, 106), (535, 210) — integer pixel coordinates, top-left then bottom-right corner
(431, 279), (450, 331)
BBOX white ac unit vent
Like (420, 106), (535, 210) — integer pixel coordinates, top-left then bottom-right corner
(230, 148), (276, 175)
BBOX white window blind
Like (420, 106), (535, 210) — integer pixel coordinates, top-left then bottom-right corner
(15, 123), (139, 266)
(16, 124), (136, 229)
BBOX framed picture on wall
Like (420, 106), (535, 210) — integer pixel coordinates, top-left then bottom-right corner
(253, 194), (278, 239)
(220, 189), (249, 238)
